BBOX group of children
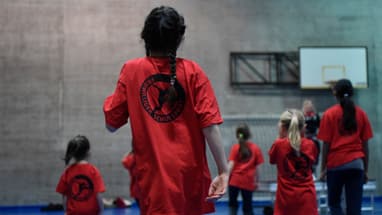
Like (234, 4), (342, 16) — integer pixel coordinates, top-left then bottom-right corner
(55, 83), (372, 215)
(55, 5), (373, 215)
(226, 102), (319, 215)
(53, 112), (306, 215)
(227, 78), (373, 215)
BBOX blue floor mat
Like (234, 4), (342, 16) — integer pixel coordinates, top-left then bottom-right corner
(1, 199), (382, 215)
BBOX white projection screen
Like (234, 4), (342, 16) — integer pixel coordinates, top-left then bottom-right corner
(299, 47), (368, 89)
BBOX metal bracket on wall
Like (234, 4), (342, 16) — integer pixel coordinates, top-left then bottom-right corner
(230, 52), (299, 89)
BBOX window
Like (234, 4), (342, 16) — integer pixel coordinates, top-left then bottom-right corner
(230, 52), (299, 88)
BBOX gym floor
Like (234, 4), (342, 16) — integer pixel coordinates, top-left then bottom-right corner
(1, 199), (382, 215)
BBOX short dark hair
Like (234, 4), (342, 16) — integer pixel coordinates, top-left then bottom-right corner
(64, 135), (90, 165)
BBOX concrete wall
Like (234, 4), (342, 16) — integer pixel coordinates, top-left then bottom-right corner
(0, 0), (381, 205)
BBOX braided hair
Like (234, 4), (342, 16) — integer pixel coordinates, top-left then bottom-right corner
(333, 79), (357, 133)
(141, 6), (186, 107)
(64, 135), (90, 165)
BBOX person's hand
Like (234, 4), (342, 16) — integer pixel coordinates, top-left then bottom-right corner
(318, 169), (327, 181)
(206, 173), (228, 202)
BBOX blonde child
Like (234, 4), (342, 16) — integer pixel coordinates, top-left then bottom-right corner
(268, 109), (318, 215)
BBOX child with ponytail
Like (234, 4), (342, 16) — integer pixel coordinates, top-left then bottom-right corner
(56, 135), (106, 215)
(318, 79), (373, 215)
(228, 123), (264, 215)
(268, 109), (318, 215)
(103, 6), (228, 215)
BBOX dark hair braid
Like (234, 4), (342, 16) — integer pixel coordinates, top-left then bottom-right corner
(168, 52), (177, 106)
(334, 79), (357, 133)
(64, 139), (77, 165)
(236, 123), (252, 161)
(141, 6), (185, 107)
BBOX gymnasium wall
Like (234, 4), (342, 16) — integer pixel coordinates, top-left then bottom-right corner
(0, 0), (381, 205)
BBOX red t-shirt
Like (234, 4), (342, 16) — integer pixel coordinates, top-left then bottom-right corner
(317, 104), (373, 169)
(56, 163), (105, 215)
(228, 142), (264, 191)
(121, 153), (139, 199)
(269, 138), (318, 215)
(103, 57), (223, 215)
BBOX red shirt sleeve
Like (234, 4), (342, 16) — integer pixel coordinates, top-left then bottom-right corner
(255, 146), (264, 166)
(56, 172), (68, 195)
(103, 65), (129, 129)
(317, 111), (333, 143)
(303, 138), (318, 163)
(93, 167), (106, 193)
(359, 109), (373, 142)
(192, 64), (223, 128)
(269, 139), (280, 164)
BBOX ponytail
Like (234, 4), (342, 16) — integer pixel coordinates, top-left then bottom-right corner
(288, 114), (301, 152)
(167, 52), (177, 107)
(64, 139), (77, 165)
(340, 96), (357, 133)
(333, 79), (357, 134)
(280, 109), (305, 154)
(236, 123), (251, 161)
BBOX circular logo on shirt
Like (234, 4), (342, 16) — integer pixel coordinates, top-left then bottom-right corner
(283, 151), (311, 180)
(140, 74), (185, 122)
(68, 174), (94, 201)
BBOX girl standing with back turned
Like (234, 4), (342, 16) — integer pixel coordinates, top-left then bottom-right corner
(56, 135), (106, 215)
(318, 79), (373, 215)
(228, 123), (264, 215)
(103, 6), (228, 215)
(269, 109), (318, 215)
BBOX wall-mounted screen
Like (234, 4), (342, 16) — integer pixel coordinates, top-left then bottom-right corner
(299, 47), (368, 89)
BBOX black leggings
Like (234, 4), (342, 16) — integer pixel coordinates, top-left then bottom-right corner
(229, 185), (254, 215)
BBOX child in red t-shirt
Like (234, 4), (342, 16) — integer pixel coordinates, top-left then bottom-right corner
(269, 109), (318, 215)
(121, 150), (140, 207)
(228, 123), (264, 215)
(103, 6), (228, 215)
(318, 79), (373, 215)
(56, 135), (106, 215)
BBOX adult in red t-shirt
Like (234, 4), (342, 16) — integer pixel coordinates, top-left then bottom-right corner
(103, 6), (228, 215)
(302, 99), (321, 175)
(269, 109), (318, 215)
(56, 135), (106, 215)
(121, 151), (140, 206)
(318, 79), (373, 215)
(228, 123), (264, 215)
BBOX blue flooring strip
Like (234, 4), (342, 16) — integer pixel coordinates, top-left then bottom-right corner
(1, 197), (382, 215)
